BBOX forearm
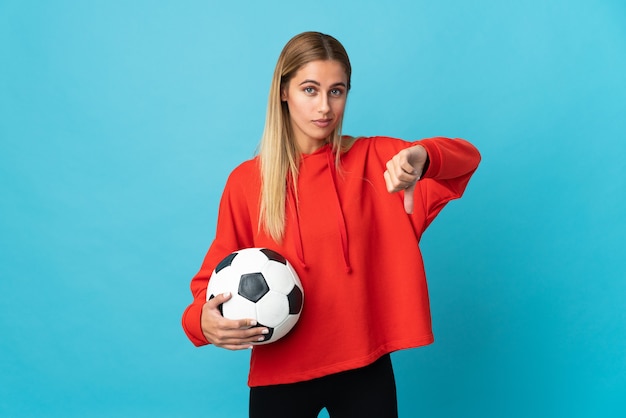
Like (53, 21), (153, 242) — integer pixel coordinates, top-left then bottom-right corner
(417, 137), (481, 180)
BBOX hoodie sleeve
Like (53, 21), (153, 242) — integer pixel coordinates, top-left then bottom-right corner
(412, 137), (481, 230)
(181, 161), (258, 347)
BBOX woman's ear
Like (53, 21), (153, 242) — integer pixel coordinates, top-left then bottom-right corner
(280, 89), (288, 102)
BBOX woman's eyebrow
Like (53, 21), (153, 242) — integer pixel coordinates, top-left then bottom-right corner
(298, 79), (347, 88)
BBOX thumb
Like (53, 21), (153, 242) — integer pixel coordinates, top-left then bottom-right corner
(207, 291), (232, 309)
(403, 183), (415, 214)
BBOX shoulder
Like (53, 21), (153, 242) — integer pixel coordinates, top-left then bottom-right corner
(224, 157), (261, 191)
(228, 157), (260, 179)
(346, 135), (409, 148)
(343, 135), (412, 157)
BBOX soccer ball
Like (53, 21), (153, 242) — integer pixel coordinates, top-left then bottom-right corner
(206, 248), (304, 344)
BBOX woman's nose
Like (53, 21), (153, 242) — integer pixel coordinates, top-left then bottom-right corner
(318, 94), (330, 114)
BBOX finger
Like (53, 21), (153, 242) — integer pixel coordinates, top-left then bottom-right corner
(384, 169), (394, 193)
(216, 326), (270, 347)
(207, 291), (232, 309)
(232, 317), (259, 329)
(215, 316), (268, 338)
(235, 321), (271, 341)
(388, 156), (419, 184)
(222, 344), (253, 351)
(400, 159), (416, 176)
(217, 339), (256, 351)
(385, 165), (415, 193)
(404, 182), (415, 214)
(384, 160), (404, 192)
(220, 327), (271, 350)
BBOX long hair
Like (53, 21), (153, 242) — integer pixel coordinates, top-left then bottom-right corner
(258, 32), (353, 242)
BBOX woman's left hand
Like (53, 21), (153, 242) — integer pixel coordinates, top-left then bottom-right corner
(384, 145), (428, 214)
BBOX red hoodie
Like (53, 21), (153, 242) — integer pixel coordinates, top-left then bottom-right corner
(182, 136), (481, 387)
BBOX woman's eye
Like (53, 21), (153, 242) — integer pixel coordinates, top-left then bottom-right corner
(330, 88), (343, 97)
(304, 87), (316, 94)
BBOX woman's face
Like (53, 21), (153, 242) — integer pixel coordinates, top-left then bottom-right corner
(281, 59), (348, 154)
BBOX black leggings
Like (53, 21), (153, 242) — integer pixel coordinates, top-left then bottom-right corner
(249, 354), (398, 418)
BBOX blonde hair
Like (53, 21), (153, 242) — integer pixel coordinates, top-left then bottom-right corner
(258, 32), (354, 242)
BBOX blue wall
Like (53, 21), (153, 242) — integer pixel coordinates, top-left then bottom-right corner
(1, 0), (624, 417)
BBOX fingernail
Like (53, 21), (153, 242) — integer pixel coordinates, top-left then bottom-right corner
(257, 336), (266, 342)
(223, 292), (231, 297)
(261, 328), (269, 334)
(250, 320), (257, 326)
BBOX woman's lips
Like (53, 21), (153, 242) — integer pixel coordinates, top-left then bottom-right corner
(312, 119), (332, 128)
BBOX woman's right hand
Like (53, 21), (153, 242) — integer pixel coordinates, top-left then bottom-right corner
(201, 292), (270, 350)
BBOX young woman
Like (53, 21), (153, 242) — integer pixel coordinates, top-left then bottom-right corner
(182, 31), (481, 417)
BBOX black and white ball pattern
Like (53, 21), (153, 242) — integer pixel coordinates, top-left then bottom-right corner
(207, 248), (304, 344)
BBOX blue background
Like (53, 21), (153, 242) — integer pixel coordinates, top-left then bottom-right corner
(1, 0), (625, 417)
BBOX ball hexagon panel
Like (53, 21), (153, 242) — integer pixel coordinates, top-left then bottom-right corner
(261, 261), (297, 295)
(255, 291), (290, 327)
(222, 295), (256, 321)
(207, 268), (239, 296)
(231, 249), (270, 271)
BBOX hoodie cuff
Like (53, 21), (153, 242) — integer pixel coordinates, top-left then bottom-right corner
(414, 138), (442, 179)
(182, 300), (210, 347)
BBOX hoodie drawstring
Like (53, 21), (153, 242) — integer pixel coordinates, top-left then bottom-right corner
(326, 149), (352, 273)
(287, 147), (352, 274)
(287, 179), (308, 271)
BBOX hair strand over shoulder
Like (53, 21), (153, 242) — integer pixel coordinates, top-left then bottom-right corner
(258, 32), (353, 242)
